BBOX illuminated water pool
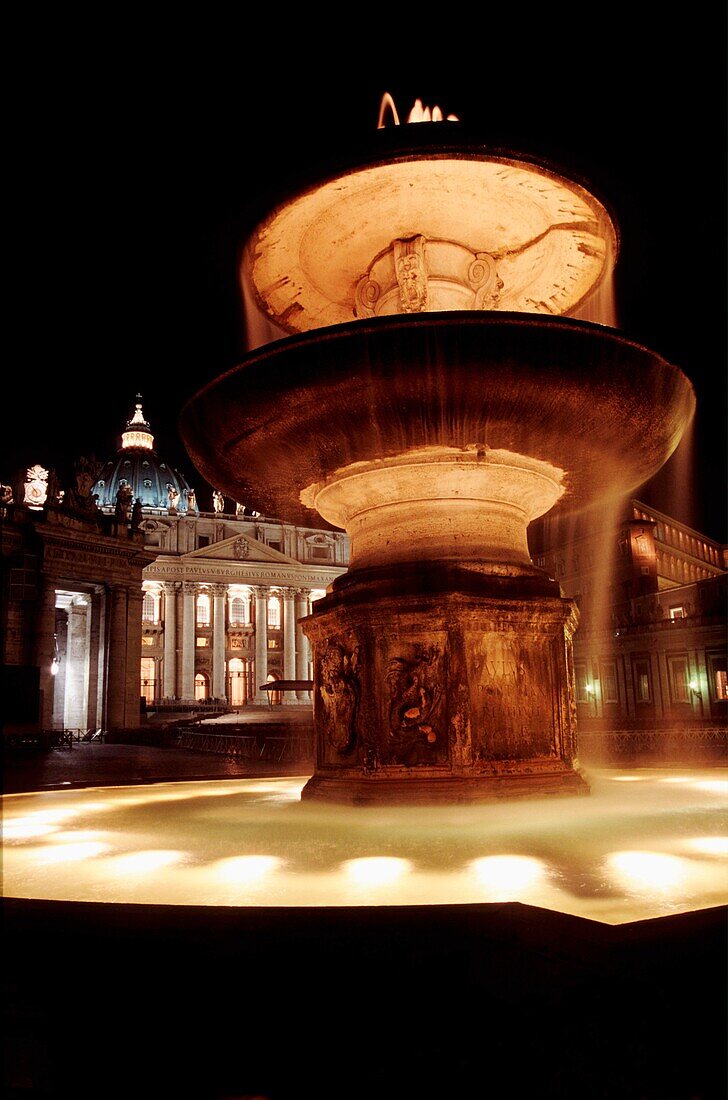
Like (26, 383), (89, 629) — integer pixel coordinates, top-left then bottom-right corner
(2, 768), (726, 924)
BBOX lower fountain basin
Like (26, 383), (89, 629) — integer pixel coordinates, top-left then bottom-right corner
(3, 767), (726, 924)
(180, 312), (695, 527)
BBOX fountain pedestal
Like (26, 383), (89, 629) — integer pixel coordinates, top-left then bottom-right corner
(302, 568), (584, 803)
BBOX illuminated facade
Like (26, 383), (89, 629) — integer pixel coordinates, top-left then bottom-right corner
(530, 503), (727, 737)
(93, 399), (349, 707)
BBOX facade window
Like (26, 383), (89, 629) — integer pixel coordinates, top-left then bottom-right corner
(194, 673), (208, 701)
(268, 638), (279, 650)
(268, 595), (281, 629)
(268, 540), (282, 553)
(601, 661), (618, 704)
(140, 657), (156, 704)
(640, 566), (650, 575)
(668, 657), (689, 704)
(618, 538), (629, 558)
(574, 663), (588, 703)
(310, 545), (331, 561)
(196, 593), (210, 625)
(633, 659), (652, 703)
(196, 637), (209, 647)
(534, 555), (545, 568)
(669, 606), (685, 620)
(708, 656), (728, 703)
(142, 635), (155, 647)
(198, 536), (210, 549)
(142, 592), (159, 623)
(230, 596), (248, 626)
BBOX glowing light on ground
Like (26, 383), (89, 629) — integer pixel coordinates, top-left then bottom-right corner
(32, 842), (111, 864)
(683, 837), (728, 857)
(342, 857), (412, 887)
(104, 850), (188, 874)
(468, 855), (546, 900)
(607, 851), (689, 891)
(691, 780), (728, 794)
(610, 776), (645, 782)
(3, 821), (59, 841)
(211, 855), (283, 884)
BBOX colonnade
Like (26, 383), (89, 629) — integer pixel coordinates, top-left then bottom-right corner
(154, 582), (315, 704)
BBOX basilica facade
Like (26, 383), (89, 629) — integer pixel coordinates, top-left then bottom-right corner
(1, 398), (348, 735)
(95, 399), (349, 709)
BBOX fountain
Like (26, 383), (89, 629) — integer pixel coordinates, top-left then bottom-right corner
(180, 107), (694, 804)
(3, 103), (723, 1100)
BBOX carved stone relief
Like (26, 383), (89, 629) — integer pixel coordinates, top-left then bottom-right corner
(318, 638), (361, 757)
(384, 642), (445, 764)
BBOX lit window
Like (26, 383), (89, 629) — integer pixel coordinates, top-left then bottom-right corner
(140, 657), (156, 704)
(141, 636), (155, 647)
(142, 593), (157, 623)
(714, 670), (728, 702)
(668, 657), (689, 704)
(267, 639), (279, 650)
(601, 662), (618, 704)
(196, 637), (209, 647)
(194, 673), (208, 701)
(267, 596), (281, 629)
(669, 606), (685, 620)
(196, 593), (210, 626)
(230, 596), (247, 626)
(633, 659), (651, 704)
(574, 664), (588, 703)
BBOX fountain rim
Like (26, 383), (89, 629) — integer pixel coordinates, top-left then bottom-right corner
(181, 310), (686, 417)
(242, 131), (622, 258)
(179, 310), (696, 528)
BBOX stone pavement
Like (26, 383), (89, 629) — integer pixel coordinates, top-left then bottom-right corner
(3, 705), (313, 794)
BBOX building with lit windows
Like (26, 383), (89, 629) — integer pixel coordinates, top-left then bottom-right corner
(530, 503), (727, 752)
(94, 398), (349, 709)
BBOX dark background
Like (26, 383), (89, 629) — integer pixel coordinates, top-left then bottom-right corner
(7, 20), (727, 540)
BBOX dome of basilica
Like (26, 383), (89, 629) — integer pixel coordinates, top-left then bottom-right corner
(94, 396), (195, 512)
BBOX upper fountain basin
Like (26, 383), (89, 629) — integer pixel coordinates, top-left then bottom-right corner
(242, 145), (618, 331)
(180, 312), (695, 527)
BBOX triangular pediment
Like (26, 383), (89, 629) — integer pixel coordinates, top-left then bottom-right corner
(183, 533), (301, 566)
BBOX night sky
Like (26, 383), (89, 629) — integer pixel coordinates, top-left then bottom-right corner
(7, 21), (727, 541)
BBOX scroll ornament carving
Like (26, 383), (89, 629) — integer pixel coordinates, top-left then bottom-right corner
(319, 640), (360, 756)
(386, 644), (443, 757)
(355, 275), (381, 318)
(468, 253), (504, 310)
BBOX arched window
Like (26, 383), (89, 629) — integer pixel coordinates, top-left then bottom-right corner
(194, 673), (208, 701)
(230, 596), (248, 626)
(142, 592), (159, 623)
(196, 593), (211, 626)
(267, 595), (281, 629)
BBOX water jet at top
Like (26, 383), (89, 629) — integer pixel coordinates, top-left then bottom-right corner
(181, 96), (695, 804)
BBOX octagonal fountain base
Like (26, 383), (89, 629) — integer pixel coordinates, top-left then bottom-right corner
(301, 566), (588, 804)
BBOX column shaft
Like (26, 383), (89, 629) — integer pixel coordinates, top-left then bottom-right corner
(254, 588), (269, 704)
(163, 583), (178, 698)
(295, 589), (310, 700)
(182, 583), (196, 700)
(212, 585), (227, 700)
